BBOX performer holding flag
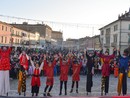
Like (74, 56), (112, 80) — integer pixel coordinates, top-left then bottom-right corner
(0, 38), (13, 96)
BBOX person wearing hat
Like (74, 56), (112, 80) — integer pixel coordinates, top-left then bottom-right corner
(43, 54), (58, 97)
(117, 50), (129, 96)
(30, 57), (44, 96)
(85, 49), (96, 95)
(59, 53), (71, 95)
(70, 57), (82, 93)
(97, 48), (116, 96)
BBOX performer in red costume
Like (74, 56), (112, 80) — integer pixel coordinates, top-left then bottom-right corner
(18, 50), (29, 96)
(30, 57), (44, 96)
(70, 57), (82, 93)
(97, 48), (116, 96)
(0, 38), (13, 96)
(19, 50), (29, 70)
(59, 53), (71, 95)
(43, 54), (58, 97)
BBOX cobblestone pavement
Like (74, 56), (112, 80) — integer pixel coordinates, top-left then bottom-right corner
(4, 74), (130, 97)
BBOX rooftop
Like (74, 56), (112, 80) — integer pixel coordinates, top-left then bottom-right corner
(99, 8), (130, 30)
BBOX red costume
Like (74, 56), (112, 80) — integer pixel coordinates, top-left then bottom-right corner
(0, 48), (12, 70)
(19, 54), (29, 70)
(31, 68), (40, 87)
(59, 58), (70, 81)
(43, 60), (56, 86)
(97, 54), (115, 76)
(114, 63), (118, 78)
(72, 63), (82, 81)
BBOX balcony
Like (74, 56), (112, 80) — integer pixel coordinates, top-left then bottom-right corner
(111, 42), (117, 47)
(11, 33), (22, 37)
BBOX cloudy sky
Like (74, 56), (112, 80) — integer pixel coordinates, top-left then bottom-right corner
(0, 0), (130, 40)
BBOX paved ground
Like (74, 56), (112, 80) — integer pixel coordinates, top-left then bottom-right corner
(3, 74), (130, 97)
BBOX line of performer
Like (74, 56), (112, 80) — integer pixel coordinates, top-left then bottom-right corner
(0, 42), (130, 97)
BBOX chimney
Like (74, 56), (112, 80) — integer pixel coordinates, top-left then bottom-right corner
(121, 13), (123, 16)
(118, 14), (120, 19)
(125, 11), (127, 17)
(23, 22), (28, 25)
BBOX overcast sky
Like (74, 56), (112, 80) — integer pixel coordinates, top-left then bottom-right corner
(0, 0), (130, 40)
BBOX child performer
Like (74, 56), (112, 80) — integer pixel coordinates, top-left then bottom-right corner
(70, 57), (82, 93)
(30, 57), (44, 96)
(113, 60), (118, 78)
(59, 53), (71, 95)
(43, 54), (58, 97)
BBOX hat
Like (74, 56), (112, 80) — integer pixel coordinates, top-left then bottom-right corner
(105, 51), (109, 54)
(123, 50), (128, 56)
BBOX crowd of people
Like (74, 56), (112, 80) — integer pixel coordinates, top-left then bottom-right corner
(0, 41), (130, 97)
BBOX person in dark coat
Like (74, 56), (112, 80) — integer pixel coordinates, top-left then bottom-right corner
(85, 49), (96, 95)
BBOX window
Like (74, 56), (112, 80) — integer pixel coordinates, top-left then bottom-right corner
(101, 30), (104, 35)
(129, 24), (130, 30)
(100, 38), (103, 44)
(15, 39), (17, 43)
(106, 28), (111, 35)
(12, 30), (14, 34)
(2, 26), (4, 31)
(1, 36), (3, 43)
(10, 28), (12, 32)
(113, 34), (117, 43)
(16, 31), (17, 35)
(106, 36), (110, 44)
(5, 37), (7, 43)
(18, 39), (19, 43)
(6, 27), (7, 31)
(114, 25), (118, 31)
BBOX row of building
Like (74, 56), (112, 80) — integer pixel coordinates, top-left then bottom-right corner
(63, 8), (130, 54)
(1, 8), (130, 52)
(0, 21), (63, 48)
(63, 35), (101, 51)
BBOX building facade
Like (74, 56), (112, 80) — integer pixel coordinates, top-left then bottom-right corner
(0, 21), (41, 48)
(11, 22), (52, 42)
(63, 39), (78, 50)
(0, 21), (13, 46)
(63, 35), (101, 50)
(52, 31), (63, 47)
(100, 9), (130, 54)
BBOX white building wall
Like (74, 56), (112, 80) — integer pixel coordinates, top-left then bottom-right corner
(100, 20), (130, 54)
